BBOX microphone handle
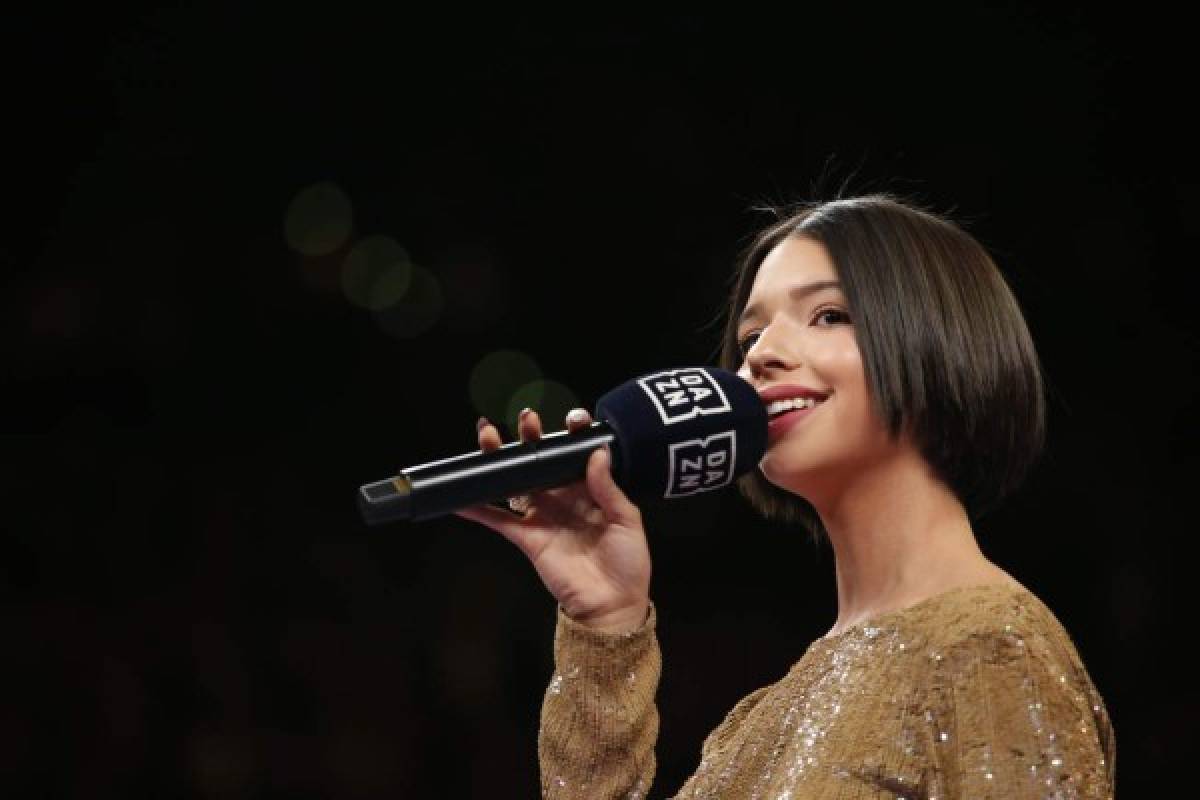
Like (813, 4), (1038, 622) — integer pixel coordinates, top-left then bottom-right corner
(358, 422), (619, 524)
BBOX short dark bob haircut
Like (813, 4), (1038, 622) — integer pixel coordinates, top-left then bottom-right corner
(716, 194), (1046, 543)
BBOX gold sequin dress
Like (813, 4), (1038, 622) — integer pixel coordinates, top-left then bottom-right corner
(538, 582), (1115, 799)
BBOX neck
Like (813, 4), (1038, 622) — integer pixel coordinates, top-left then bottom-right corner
(809, 447), (1009, 638)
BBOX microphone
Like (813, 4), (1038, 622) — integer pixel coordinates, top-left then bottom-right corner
(357, 366), (768, 524)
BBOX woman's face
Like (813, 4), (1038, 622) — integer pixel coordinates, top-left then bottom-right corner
(735, 236), (901, 498)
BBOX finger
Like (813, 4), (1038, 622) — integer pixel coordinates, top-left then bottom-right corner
(585, 446), (642, 527)
(513, 409), (548, 507)
(475, 417), (537, 514)
(477, 416), (503, 452)
(453, 504), (541, 559)
(565, 407), (592, 432)
(517, 407), (543, 442)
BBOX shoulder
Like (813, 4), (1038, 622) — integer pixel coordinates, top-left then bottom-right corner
(914, 582), (1110, 740)
(916, 581), (1078, 659)
(909, 584), (1116, 796)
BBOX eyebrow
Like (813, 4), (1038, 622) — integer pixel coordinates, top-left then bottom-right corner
(737, 280), (842, 327)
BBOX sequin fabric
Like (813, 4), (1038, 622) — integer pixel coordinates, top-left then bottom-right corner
(538, 583), (1115, 799)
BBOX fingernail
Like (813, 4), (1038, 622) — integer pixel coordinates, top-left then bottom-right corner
(566, 408), (587, 425)
(476, 416), (489, 432)
(518, 408), (532, 422)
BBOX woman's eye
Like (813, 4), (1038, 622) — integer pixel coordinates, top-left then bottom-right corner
(737, 332), (760, 355)
(815, 308), (851, 326)
(738, 309), (850, 354)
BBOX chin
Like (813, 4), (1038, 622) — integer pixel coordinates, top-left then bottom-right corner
(760, 444), (860, 501)
(758, 452), (821, 494)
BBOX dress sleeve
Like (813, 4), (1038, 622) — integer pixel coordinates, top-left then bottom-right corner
(538, 603), (661, 800)
(918, 625), (1115, 799)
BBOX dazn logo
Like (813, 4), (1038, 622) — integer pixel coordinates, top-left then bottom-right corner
(664, 431), (736, 498)
(637, 367), (732, 425)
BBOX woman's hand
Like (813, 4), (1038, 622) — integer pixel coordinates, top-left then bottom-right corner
(453, 408), (651, 633)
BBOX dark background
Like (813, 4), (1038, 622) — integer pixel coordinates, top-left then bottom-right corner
(4, 4), (1195, 797)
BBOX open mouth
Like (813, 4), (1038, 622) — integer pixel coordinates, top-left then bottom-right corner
(766, 395), (828, 440)
(766, 395), (828, 419)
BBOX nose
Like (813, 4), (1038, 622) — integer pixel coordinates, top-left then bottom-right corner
(738, 320), (797, 381)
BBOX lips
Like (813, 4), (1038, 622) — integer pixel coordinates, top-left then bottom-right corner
(754, 384), (833, 446)
(757, 385), (832, 406)
(766, 397), (825, 444)
(766, 396), (824, 420)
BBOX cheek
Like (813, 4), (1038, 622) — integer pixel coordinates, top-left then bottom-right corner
(833, 336), (862, 366)
(816, 336), (864, 388)
(820, 340), (882, 430)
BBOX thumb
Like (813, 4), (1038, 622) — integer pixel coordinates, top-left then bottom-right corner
(586, 445), (641, 526)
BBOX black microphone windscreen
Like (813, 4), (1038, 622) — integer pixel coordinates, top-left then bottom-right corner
(593, 366), (767, 504)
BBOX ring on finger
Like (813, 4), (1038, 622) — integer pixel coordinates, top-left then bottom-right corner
(507, 494), (532, 513)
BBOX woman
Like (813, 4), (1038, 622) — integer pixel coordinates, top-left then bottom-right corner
(455, 194), (1116, 798)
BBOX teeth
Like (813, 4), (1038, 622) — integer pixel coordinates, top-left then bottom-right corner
(766, 396), (820, 416)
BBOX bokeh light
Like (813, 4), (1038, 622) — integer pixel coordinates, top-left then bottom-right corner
(372, 264), (444, 339)
(284, 182), (353, 256)
(342, 236), (414, 310)
(468, 351), (543, 432)
(506, 379), (582, 435)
